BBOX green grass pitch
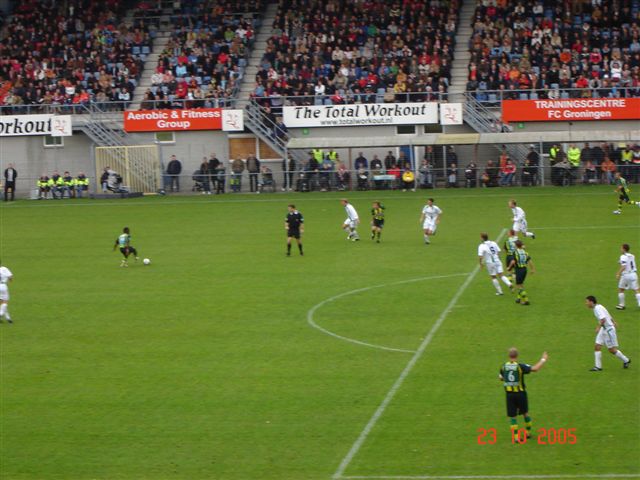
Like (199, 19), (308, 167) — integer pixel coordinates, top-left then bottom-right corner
(1, 186), (639, 480)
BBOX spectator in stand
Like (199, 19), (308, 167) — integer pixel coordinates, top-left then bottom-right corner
(447, 162), (457, 188)
(482, 160), (499, 188)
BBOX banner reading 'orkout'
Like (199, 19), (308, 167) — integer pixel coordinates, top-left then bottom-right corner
(502, 98), (640, 122)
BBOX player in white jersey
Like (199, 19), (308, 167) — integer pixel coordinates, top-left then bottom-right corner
(419, 198), (442, 245)
(585, 296), (630, 371)
(0, 263), (13, 324)
(508, 200), (535, 239)
(340, 199), (360, 241)
(616, 243), (640, 310)
(478, 233), (513, 295)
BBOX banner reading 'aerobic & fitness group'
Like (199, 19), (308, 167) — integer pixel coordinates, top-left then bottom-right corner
(124, 109), (244, 132)
(502, 98), (640, 122)
(283, 102), (438, 128)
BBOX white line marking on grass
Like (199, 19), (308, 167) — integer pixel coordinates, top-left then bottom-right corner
(341, 474), (640, 479)
(307, 273), (469, 354)
(332, 229), (508, 480)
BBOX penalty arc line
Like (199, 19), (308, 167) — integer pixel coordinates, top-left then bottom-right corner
(332, 228), (508, 480)
(307, 272), (471, 354)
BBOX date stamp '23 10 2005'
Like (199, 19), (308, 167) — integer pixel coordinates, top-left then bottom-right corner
(477, 427), (578, 445)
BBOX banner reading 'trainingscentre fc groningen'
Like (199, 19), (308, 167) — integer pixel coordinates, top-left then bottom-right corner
(283, 102), (438, 128)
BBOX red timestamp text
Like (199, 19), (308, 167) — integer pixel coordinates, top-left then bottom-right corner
(477, 427), (577, 445)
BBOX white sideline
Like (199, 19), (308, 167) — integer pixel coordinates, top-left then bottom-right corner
(332, 229), (508, 479)
(341, 474), (640, 479)
(307, 273), (470, 354)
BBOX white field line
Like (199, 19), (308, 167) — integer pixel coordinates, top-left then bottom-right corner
(332, 229), (508, 479)
(307, 273), (470, 354)
(0, 189), (617, 209)
(341, 474), (640, 479)
(534, 225), (639, 230)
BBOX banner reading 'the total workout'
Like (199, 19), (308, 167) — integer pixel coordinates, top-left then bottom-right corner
(283, 102), (438, 128)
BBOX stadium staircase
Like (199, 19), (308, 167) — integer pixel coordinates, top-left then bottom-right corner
(130, 25), (173, 109)
(447, 0), (476, 103)
(235, 2), (279, 109)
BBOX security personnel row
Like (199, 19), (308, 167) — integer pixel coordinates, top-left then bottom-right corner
(37, 171), (90, 199)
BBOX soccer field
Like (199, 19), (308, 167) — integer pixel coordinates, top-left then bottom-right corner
(1, 186), (639, 480)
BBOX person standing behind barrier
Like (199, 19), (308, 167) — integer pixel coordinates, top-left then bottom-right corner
(632, 144), (640, 183)
(75, 172), (89, 198)
(567, 144), (581, 181)
(282, 154), (296, 191)
(231, 157), (244, 192)
(246, 154), (260, 193)
(3, 163), (17, 201)
(199, 157), (211, 194)
(214, 161), (226, 194)
(620, 144), (633, 180)
(167, 155), (182, 192)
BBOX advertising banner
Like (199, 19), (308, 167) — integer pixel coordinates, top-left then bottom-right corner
(0, 114), (72, 137)
(222, 109), (244, 131)
(124, 109), (223, 132)
(440, 103), (463, 125)
(283, 102), (438, 128)
(502, 98), (640, 122)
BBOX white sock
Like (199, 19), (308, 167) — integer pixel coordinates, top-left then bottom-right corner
(424, 234), (430, 243)
(615, 350), (629, 363)
(492, 278), (502, 293)
(595, 351), (602, 368)
(0, 303), (5, 317)
(501, 275), (512, 287)
(525, 231), (534, 237)
(635, 293), (640, 306)
(618, 292), (625, 306)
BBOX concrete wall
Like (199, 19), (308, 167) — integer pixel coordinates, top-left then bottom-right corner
(0, 133), (94, 198)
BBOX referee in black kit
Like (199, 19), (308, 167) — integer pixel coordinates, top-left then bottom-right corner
(285, 204), (304, 256)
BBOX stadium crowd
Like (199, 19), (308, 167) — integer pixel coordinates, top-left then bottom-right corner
(252, 0), (459, 106)
(0, 0), (152, 111)
(467, 0), (640, 99)
(139, 0), (263, 110)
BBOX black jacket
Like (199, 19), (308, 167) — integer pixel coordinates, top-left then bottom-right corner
(167, 159), (182, 175)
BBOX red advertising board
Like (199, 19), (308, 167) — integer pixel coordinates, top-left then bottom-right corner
(502, 98), (640, 122)
(124, 109), (223, 132)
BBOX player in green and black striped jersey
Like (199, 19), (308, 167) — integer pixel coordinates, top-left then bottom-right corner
(499, 347), (548, 440)
(370, 201), (385, 243)
(508, 240), (535, 305)
(613, 172), (640, 214)
(503, 229), (518, 283)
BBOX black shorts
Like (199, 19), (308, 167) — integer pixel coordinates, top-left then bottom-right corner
(619, 189), (630, 203)
(120, 247), (130, 257)
(506, 391), (529, 417)
(506, 255), (514, 268)
(515, 267), (527, 284)
(373, 219), (384, 228)
(287, 229), (300, 239)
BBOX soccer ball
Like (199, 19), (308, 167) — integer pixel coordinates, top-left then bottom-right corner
(143, 258), (151, 265)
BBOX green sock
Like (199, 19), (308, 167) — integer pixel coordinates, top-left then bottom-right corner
(524, 415), (532, 432)
(510, 418), (518, 440)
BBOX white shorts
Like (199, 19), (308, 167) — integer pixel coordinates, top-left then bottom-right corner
(0, 284), (8, 302)
(618, 272), (639, 290)
(513, 220), (528, 233)
(343, 218), (358, 229)
(423, 220), (437, 233)
(486, 262), (504, 276)
(596, 327), (618, 348)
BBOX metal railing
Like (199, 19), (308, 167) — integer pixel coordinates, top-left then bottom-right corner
(465, 86), (640, 110)
(250, 91), (450, 108)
